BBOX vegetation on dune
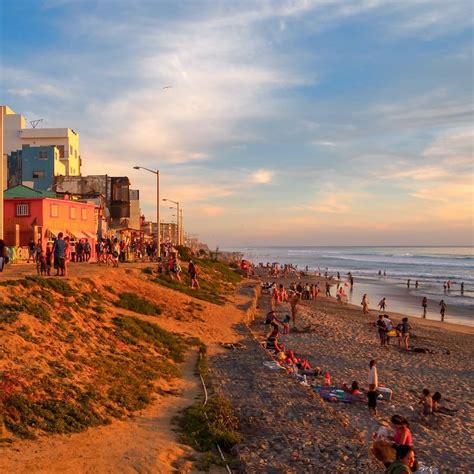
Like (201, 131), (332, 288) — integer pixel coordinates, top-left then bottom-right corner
(0, 274), (187, 440)
(112, 315), (185, 362)
(176, 396), (242, 453)
(150, 256), (241, 306)
(174, 342), (242, 471)
(113, 292), (162, 316)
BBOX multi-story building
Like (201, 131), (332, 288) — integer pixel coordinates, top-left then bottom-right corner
(2, 105), (81, 187)
(54, 175), (130, 228)
(129, 189), (141, 231)
(8, 145), (66, 190)
(3, 184), (97, 256)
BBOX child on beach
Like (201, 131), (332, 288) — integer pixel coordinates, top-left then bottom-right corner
(439, 300), (447, 322)
(378, 298), (387, 311)
(418, 388), (433, 417)
(361, 294), (370, 314)
(36, 249), (47, 276)
(398, 317), (412, 350)
(279, 314), (291, 334)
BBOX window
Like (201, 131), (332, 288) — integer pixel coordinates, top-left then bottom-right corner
(75, 149), (77, 158)
(70, 207), (76, 219)
(32, 171), (45, 179)
(81, 208), (87, 220)
(57, 145), (65, 158)
(51, 204), (59, 217)
(38, 151), (48, 159)
(70, 145), (73, 156)
(16, 203), (29, 216)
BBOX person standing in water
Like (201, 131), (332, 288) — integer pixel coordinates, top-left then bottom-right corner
(407, 279), (411, 289)
(421, 297), (428, 318)
(460, 282), (464, 295)
(439, 300), (447, 322)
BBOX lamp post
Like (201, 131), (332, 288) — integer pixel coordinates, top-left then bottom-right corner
(133, 166), (160, 258)
(163, 198), (180, 245)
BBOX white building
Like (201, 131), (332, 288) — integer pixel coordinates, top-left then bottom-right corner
(1, 106), (81, 185)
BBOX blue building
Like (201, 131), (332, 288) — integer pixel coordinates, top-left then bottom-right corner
(7, 145), (66, 191)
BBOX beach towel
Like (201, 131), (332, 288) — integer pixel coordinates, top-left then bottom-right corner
(263, 361), (285, 370)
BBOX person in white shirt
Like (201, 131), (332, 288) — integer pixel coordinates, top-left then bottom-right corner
(368, 359), (379, 416)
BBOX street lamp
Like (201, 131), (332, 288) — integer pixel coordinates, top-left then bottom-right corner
(133, 166), (160, 258)
(162, 198), (180, 245)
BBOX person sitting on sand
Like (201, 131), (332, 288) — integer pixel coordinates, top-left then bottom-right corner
(390, 415), (413, 447)
(385, 445), (416, 474)
(418, 388), (433, 417)
(266, 322), (282, 352)
(432, 392), (458, 416)
(350, 381), (362, 396)
(361, 294), (370, 314)
(265, 311), (276, 325)
(278, 314), (291, 334)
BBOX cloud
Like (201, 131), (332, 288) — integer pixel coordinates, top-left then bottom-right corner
(311, 140), (337, 147)
(250, 169), (274, 184)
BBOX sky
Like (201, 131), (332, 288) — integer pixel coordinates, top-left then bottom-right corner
(1, 0), (473, 247)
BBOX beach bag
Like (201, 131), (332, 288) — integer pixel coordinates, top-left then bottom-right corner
(377, 387), (393, 401)
(387, 330), (397, 337)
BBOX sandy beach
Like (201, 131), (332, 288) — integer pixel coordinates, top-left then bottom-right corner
(247, 269), (474, 471)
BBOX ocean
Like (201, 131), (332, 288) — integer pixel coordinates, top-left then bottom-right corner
(225, 246), (474, 327)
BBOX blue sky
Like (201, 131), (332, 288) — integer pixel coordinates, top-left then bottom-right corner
(1, 0), (473, 246)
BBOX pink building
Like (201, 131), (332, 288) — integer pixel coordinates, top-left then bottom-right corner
(4, 185), (97, 257)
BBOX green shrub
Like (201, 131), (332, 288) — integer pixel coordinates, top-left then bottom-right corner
(141, 267), (154, 275)
(114, 292), (162, 316)
(112, 315), (185, 362)
(0, 312), (19, 325)
(176, 396), (242, 453)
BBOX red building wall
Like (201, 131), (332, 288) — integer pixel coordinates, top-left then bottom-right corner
(4, 197), (97, 257)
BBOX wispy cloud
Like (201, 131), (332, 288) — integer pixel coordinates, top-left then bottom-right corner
(251, 169), (274, 184)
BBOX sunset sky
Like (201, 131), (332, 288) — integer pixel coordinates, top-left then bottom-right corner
(1, 0), (473, 246)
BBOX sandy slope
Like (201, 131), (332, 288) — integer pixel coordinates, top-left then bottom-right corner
(0, 263), (252, 473)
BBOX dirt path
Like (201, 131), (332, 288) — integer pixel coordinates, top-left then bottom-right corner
(0, 353), (200, 474)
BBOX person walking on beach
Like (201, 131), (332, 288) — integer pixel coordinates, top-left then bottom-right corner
(377, 315), (387, 347)
(398, 317), (412, 350)
(407, 279), (410, 289)
(361, 294), (370, 314)
(368, 359), (378, 416)
(439, 300), (447, 322)
(188, 259), (200, 289)
(325, 281), (331, 297)
(378, 297), (387, 311)
(289, 291), (300, 327)
(421, 297), (428, 318)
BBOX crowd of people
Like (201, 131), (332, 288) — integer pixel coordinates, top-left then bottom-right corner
(256, 264), (457, 473)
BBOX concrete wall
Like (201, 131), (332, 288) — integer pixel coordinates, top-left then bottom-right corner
(21, 146), (66, 190)
(20, 128), (81, 176)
